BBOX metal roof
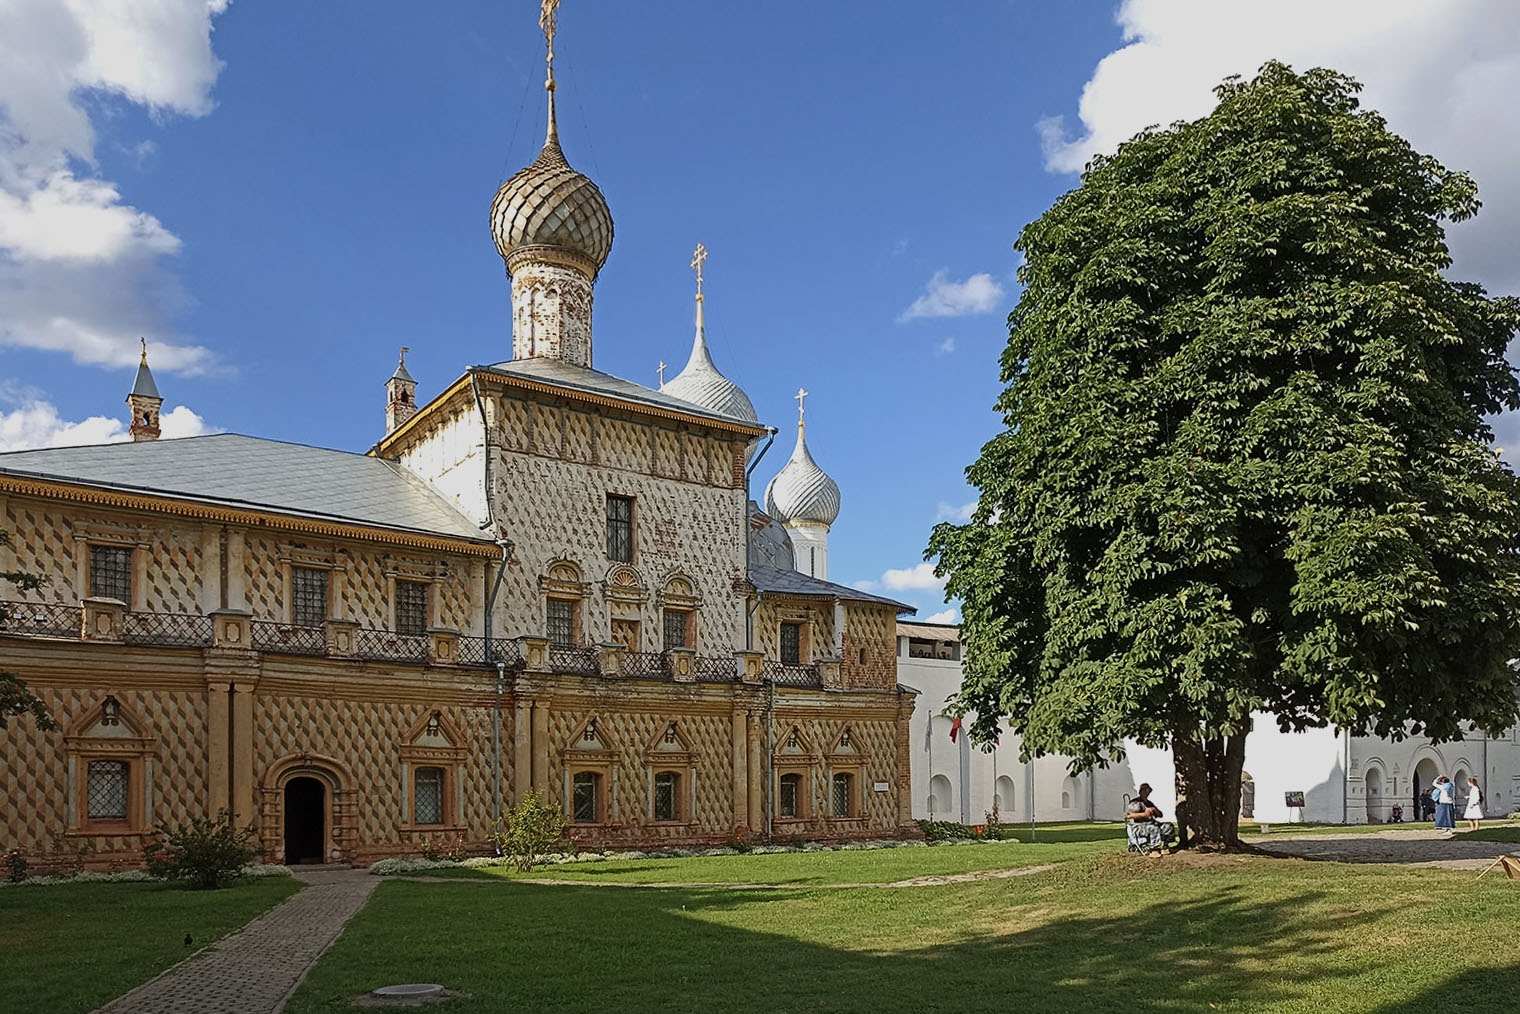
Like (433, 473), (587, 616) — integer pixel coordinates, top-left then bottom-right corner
(748, 564), (915, 614)
(479, 359), (765, 431)
(129, 361), (160, 400)
(0, 434), (489, 543)
(897, 620), (960, 642)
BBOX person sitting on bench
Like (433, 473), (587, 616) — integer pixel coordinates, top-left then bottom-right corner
(1124, 783), (1177, 852)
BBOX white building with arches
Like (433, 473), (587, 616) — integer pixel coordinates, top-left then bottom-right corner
(903, 621), (1520, 826)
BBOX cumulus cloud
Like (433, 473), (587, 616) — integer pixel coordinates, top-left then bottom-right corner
(1038, 0), (1520, 294)
(936, 500), (977, 522)
(0, 0), (229, 373)
(880, 562), (947, 593)
(924, 609), (959, 625)
(933, 337), (956, 357)
(901, 271), (1004, 321)
(0, 393), (217, 452)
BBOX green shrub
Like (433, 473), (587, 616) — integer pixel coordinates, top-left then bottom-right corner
(143, 811), (260, 889)
(6, 848), (26, 883)
(487, 791), (566, 872)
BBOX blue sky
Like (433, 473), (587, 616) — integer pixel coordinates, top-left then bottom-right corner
(3, 2), (1518, 620)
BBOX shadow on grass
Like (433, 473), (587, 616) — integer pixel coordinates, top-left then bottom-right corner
(1460, 827), (1520, 844)
(284, 863), (1487, 1014)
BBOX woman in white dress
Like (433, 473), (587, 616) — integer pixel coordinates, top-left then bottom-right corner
(1464, 777), (1484, 831)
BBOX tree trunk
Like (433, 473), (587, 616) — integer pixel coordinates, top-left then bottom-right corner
(1172, 720), (1250, 849)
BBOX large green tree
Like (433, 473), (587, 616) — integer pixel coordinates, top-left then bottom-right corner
(929, 63), (1520, 848)
(1, 529), (55, 731)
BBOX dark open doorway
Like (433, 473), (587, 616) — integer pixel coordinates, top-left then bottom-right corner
(283, 776), (326, 864)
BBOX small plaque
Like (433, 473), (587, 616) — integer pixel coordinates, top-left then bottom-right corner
(873, 781), (890, 792)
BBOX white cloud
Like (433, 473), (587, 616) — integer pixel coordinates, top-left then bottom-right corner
(936, 500), (976, 522)
(880, 562), (947, 593)
(901, 270), (1004, 321)
(924, 609), (959, 625)
(1038, 0), (1520, 294)
(933, 337), (956, 357)
(0, 395), (216, 452)
(851, 578), (881, 592)
(0, 0), (229, 372)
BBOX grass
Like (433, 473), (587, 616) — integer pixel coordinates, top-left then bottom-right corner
(1462, 825), (1520, 843)
(287, 853), (1520, 1013)
(0, 877), (300, 1014)
(420, 837), (1121, 885)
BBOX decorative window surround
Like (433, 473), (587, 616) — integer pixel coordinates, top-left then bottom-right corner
(398, 709), (467, 833)
(64, 695), (157, 835)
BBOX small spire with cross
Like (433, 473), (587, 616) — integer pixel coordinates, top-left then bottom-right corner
(795, 387), (809, 431)
(398, 345), (409, 368)
(139, 337), (148, 365)
(691, 242), (708, 302)
(539, 0), (562, 141)
(658, 360), (666, 387)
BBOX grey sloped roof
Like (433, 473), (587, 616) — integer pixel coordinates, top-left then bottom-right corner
(0, 434), (488, 543)
(480, 359), (765, 431)
(748, 564), (916, 614)
(130, 362), (160, 399)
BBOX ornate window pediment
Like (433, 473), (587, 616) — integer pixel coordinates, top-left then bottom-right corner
(603, 563), (648, 604)
(657, 572), (701, 611)
(541, 559), (590, 597)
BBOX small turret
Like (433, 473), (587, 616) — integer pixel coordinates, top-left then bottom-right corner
(127, 339), (162, 442)
(386, 347), (418, 433)
(763, 389), (841, 579)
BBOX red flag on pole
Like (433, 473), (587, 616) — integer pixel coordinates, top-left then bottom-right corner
(949, 716), (962, 743)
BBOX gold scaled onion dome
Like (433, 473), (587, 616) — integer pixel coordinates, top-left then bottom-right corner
(489, 1), (613, 276)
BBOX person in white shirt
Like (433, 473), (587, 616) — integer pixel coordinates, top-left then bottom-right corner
(1432, 776), (1456, 835)
(1464, 777), (1485, 831)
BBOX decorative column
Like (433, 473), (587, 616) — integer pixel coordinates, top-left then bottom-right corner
(514, 699), (533, 805)
(231, 680), (256, 825)
(531, 701), (550, 796)
(206, 680), (231, 816)
(731, 708), (749, 831)
(747, 712), (764, 831)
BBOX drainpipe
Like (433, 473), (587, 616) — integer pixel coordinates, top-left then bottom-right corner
(1341, 727), (1350, 825)
(743, 426), (779, 651)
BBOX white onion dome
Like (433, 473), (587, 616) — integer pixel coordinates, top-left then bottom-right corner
(661, 323), (757, 424)
(489, 118), (614, 277)
(764, 422), (840, 527)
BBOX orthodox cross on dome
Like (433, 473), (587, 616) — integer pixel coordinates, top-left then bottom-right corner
(658, 360), (666, 386)
(795, 387), (809, 429)
(540, 0), (560, 91)
(139, 337), (148, 365)
(691, 242), (708, 302)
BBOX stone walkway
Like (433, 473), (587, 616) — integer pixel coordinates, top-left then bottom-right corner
(398, 863), (1058, 891)
(1250, 828), (1520, 870)
(94, 867), (377, 1014)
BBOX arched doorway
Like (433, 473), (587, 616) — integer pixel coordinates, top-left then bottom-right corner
(1239, 772), (1255, 820)
(1364, 767), (1382, 823)
(283, 776), (327, 865)
(1413, 757), (1439, 820)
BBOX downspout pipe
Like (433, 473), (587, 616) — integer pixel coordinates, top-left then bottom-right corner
(743, 426), (779, 651)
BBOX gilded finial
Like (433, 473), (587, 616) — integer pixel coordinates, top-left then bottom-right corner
(795, 387), (809, 431)
(691, 242), (708, 302)
(139, 337), (148, 365)
(658, 360), (666, 387)
(540, 0), (561, 142)
(399, 345), (409, 368)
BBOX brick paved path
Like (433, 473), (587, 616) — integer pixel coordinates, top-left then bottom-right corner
(1251, 828), (1520, 870)
(94, 867), (377, 1014)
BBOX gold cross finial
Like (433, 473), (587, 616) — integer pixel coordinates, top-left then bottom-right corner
(139, 337), (148, 365)
(540, 0), (561, 91)
(691, 243), (708, 302)
(795, 387), (809, 426)
(658, 360), (667, 386)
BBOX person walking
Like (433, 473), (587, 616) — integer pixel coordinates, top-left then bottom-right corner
(1419, 787), (1435, 821)
(1464, 777), (1485, 832)
(1432, 776), (1456, 836)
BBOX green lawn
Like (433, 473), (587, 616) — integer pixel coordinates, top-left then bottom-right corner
(288, 855), (1520, 1013)
(420, 837), (1120, 885)
(0, 877), (300, 1014)
(1462, 825), (1520, 843)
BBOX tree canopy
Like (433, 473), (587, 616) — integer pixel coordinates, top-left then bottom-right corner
(1, 528), (55, 731)
(928, 62), (1520, 845)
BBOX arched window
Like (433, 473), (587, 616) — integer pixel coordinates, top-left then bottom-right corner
(928, 774), (953, 818)
(994, 775), (1016, 817)
(779, 773), (802, 818)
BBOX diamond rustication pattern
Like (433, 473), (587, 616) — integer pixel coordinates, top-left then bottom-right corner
(144, 525), (204, 613)
(4, 502), (78, 604)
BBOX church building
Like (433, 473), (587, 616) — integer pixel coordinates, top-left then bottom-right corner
(0, 10), (916, 867)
